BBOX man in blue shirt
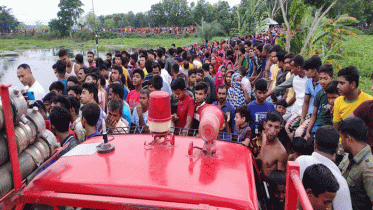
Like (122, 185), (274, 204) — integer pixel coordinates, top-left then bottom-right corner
(81, 102), (101, 139)
(295, 56), (322, 138)
(213, 84), (236, 133)
(248, 79), (275, 137)
(108, 83), (131, 125)
(54, 60), (68, 95)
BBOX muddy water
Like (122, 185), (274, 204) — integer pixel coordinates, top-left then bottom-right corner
(0, 49), (108, 91)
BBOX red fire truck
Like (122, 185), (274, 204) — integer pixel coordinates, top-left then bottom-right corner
(0, 83), (312, 209)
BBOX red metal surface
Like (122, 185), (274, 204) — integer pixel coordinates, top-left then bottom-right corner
(22, 135), (259, 209)
(285, 161), (313, 210)
(21, 191), (234, 209)
(0, 84), (22, 191)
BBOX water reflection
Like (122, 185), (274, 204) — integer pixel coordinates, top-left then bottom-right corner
(0, 49), (109, 91)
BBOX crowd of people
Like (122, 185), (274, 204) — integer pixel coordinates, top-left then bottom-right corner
(15, 33), (373, 209)
(102, 25), (198, 34)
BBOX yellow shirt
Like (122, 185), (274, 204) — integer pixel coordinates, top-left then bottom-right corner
(122, 66), (129, 81)
(285, 72), (294, 103)
(270, 64), (280, 91)
(142, 67), (148, 77)
(181, 62), (194, 70)
(333, 90), (373, 124)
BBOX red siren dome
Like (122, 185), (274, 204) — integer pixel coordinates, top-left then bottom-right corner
(148, 91), (171, 133)
(198, 105), (224, 142)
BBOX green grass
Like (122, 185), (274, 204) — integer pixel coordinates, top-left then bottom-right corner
(338, 35), (373, 94)
(0, 36), (227, 52)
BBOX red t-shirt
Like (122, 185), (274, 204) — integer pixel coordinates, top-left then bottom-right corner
(176, 94), (195, 128)
(354, 100), (373, 147)
(126, 90), (141, 109)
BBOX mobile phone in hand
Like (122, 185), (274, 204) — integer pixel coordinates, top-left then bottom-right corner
(25, 91), (35, 100)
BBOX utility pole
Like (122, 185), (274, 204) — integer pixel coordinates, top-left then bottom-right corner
(92, 0), (98, 55)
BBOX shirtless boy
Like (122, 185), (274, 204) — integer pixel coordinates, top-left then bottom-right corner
(259, 111), (288, 181)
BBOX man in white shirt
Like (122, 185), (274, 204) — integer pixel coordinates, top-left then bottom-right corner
(296, 125), (352, 210)
(17, 64), (45, 104)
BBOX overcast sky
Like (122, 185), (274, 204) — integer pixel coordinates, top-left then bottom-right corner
(5, 0), (241, 25)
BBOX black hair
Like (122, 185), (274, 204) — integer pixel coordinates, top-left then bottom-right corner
(176, 47), (183, 55)
(183, 61), (189, 70)
(133, 68), (145, 80)
(188, 69), (197, 77)
(81, 102), (100, 127)
(276, 51), (286, 63)
(79, 66), (89, 74)
(302, 164), (340, 197)
(82, 82), (98, 103)
(108, 98), (123, 115)
(158, 60), (165, 69)
(196, 68), (204, 75)
(171, 78), (186, 91)
(98, 74), (106, 87)
(244, 41), (252, 47)
(67, 76), (79, 84)
(17, 63), (31, 70)
(195, 82), (208, 94)
(112, 65), (123, 75)
(145, 60), (154, 73)
(292, 137), (307, 154)
(303, 55), (322, 71)
(235, 105), (252, 122)
(239, 66), (247, 77)
(318, 63), (334, 77)
(67, 85), (82, 96)
(130, 53), (138, 63)
(104, 59), (111, 69)
(98, 64), (107, 72)
(51, 95), (70, 110)
(49, 106), (71, 133)
(269, 45), (282, 53)
(265, 111), (283, 123)
(156, 48), (164, 58)
(256, 43), (264, 52)
(43, 92), (57, 102)
(325, 80), (339, 95)
(268, 170), (286, 192)
(291, 55), (304, 68)
(140, 89), (150, 98)
(202, 63), (210, 72)
(168, 48), (175, 56)
(337, 66), (359, 88)
(87, 51), (94, 56)
(68, 96), (80, 115)
(86, 73), (98, 83)
(284, 53), (295, 60)
(150, 75), (163, 90)
(217, 84), (228, 92)
(95, 58), (104, 67)
(338, 117), (367, 143)
(254, 79), (268, 92)
(276, 99), (288, 108)
(58, 49), (68, 58)
(172, 63), (180, 74)
(108, 83), (124, 99)
(49, 81), (65, 92)
(29, 100), (46, 113)
(106, 52), (112, 57)
(52, 63), (57, 70)
(152, 62), (161, 71)
(55, 60), (67, 75)
(315, 125), (339, 154)
(239, 47), (245, 54)
(75, 54), (84, 64)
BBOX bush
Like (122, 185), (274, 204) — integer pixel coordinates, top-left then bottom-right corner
(362, 28), (373, 35)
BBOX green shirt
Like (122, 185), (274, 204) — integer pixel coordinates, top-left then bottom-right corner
(313, 90), (332, 126)
(339, 146), (373, 210)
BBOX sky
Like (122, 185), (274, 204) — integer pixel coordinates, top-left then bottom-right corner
(5, 0), (241, 25)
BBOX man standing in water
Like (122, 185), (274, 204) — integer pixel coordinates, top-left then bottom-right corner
(259, 111), (288, 181)
(17, 64), (45, 103)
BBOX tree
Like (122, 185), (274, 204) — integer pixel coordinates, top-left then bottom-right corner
(300, 0), (339, 55)
(197, 19), (225, 42)
(0, 5), (19, 33)
(104, 18), (115, 29)
(84, 12), (98, 30)
(52, 0), (84, 36)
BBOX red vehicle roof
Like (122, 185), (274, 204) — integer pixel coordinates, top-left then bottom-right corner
(23, 134), (259, 209)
